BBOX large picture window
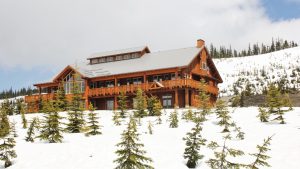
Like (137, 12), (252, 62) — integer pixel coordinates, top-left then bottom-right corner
(63, 72), (85, 94)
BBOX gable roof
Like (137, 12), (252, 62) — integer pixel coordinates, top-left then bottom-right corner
(87, 46), (150, 59)
(71, 46), (204, 78)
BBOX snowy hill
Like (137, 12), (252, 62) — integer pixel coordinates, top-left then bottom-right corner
(3, 108), (300, 169)
(214, 47), (300, 96)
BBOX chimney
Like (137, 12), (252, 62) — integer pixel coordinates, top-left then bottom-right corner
(196, 39), (205, 48)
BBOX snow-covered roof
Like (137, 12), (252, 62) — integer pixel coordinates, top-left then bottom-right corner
(72, 47), (203, 78)
(87, 46), (148, 59)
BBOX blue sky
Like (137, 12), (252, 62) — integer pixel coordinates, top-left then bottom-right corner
(0, 0), (300, 92)
(262, 0), (300, 20)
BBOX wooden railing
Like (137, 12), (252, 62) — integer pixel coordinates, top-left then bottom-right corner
(88, 79), (219, 97)
(25, 93), (55, 103)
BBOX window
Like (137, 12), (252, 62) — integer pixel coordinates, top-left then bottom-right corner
(202, 62), (208, 70)
(91, 59), (98, 64)
(123, 54), (130, 60)
(106, 100), (114, 110)
(162, 95), (172, 108)
(106, 81), (114, 87)
(99, 58), (105, 63)
(63, 72), (85, 94)
(171, 73), (176, 80)
(116, 55), (122, 61)
(106, 57), (113, 62)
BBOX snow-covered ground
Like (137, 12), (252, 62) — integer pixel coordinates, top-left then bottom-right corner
(214, 47), (300, 96)
(0, 96), (24, 105)
(2, 108), (300, 169)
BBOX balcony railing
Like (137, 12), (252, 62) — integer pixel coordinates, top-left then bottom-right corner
(89, 79), (219, 97)
(25, 93), (55, 103)
(25, 79), (219, 103)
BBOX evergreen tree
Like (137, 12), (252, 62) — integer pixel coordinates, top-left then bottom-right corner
(0, 137), (17, 168)
(259, 84), (292, 124)
(0, 107), (10, 138)
(147, 121), (153, 135)
(86, 103), (102, 136)
(55, 82), (68, 111)
(37, 100), (64, 143)
(215, 100), (232, 132)
(248, 136), (272, 169)
(10, 121), (17, 138)
(113, 111), (122, 126)
(196, 79), (212, 122)
(183, 109), (194, 122)
(183, 122), (206, 168)
(20, 105), (27, 129)
(66, 74), (85, 133)
(114, 117), (154, 169)
(257, 106), (269, 122)
(153, 99), (162, 116)
(134, 88), (147, 118)
(169, 109), (179, 128)
(207, 135), (244, 169)
(25, 118), (38, 142)
(147, 95), (157, 116)
(117, 91), (128, 118)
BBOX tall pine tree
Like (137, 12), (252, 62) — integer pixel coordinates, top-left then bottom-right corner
(66, 73), (85, 133)
(117, 91), (128, 118)
(114, 116), (153, 169)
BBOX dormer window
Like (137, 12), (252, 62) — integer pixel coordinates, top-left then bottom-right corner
(202, 62), (208, 70)
(116, 55), (122, 61)
(99, 58), (106, 63)
(107, 57), (113, 62)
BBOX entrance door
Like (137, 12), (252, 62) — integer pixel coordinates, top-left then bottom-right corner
(106, 100), (114, 110)
(162, 95), (172, 108)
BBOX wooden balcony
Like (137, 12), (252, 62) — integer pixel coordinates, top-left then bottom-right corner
(25, 93), (55, 103)
(88, 79), (219, 97)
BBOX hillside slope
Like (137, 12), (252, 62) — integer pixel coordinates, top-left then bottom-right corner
(214, 47), (300, 96)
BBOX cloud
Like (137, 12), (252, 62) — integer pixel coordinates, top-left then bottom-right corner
(0, 0), (299, 70)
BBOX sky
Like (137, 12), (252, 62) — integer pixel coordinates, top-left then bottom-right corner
(0, 0), (300, 91)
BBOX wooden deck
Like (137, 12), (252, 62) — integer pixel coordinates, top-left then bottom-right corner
(25, 79), (218, 103)
(88, 79), (218, 97)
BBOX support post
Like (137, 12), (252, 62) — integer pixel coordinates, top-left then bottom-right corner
(84, 79), (90, 109)
(114, 95), (118, 110)
(185, 88), (189, 108)
(174, 89), (179, 108)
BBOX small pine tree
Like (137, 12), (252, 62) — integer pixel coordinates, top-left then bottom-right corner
(86, 103), (102, 136)
(183, 122), (206, 168)
(169, 109), (179, 128)
(10, 121), (18, 138)
(259, 84), (292, 124)
(258, 106), (269, 122)
(148, 121), (153, 135)
(0, 107), (10, 138)
(55, 82), (68, 111)
(215, 100), (233, 132)
(183, 109), (194, 122)
(248, 136), (272, 169)
(153, 99), (162, 116)
(0, 137), (17, 168)
(117, 91), (128, 118)
(25, 118), (38, 142)
(37, 100), (64, 143)
(134, 88), (147, 118)
(114, 116), (154, 169)
(66, 75), (85, 133)
(207, 135), (244, 169)
(232, 123), (245, 140)
(113, 111), (121, 126)
(197, 79), (211, 119)
(20, 105), (27, 129)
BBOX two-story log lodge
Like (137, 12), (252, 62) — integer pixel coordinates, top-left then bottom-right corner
(25, 39), (223, 112)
